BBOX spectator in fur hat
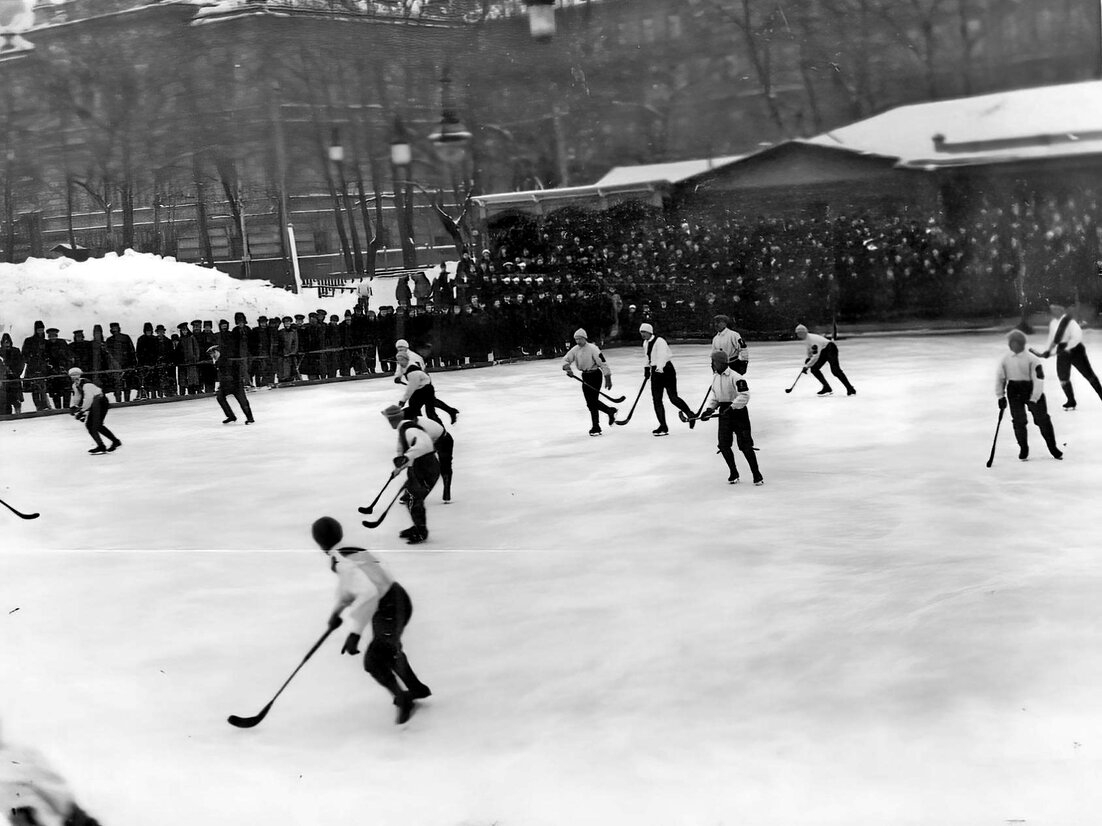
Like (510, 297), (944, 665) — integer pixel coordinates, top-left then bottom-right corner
(20, 320), (50, 410)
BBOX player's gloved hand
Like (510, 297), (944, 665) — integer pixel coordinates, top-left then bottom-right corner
(75, 412), (85, 422)
(327, 613), (343, 631)
(561, 364), (571, 373)
(604, 375), (612, 390)
(341, 633), (361, 656)
(700, 410), (714, 422)
(394, 376), (403, 384)
(998, 397), (1007, 411)
(644, 366), (652, 379)
(392, 455), (410, 470)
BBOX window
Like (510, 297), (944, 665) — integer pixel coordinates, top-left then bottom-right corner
(668, 13), (683, 39)
(642, 17), (656, 43)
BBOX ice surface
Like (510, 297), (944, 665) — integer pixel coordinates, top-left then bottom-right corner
(3, 333), (1102, 826)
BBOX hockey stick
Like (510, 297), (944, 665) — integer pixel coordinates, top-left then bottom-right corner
(784, 369), (806, 394)
(362, 482), (409, 528)
(614, 374), (651, 425)
(1028, 347), (1049, 358)
(985, 407), (1005, 468)
(566, 372), (625, 403)
(358, 471), (400, 515)
(0, 497), (40, 520)
(227, 625), (337, 729)
(679, 387), (714, 423)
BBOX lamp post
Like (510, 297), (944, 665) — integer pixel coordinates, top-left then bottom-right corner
(427, 65), (472, 176)
(525, 0), (556, 42)
(390, 115), (416, 269)
(329, 127), (364, 275)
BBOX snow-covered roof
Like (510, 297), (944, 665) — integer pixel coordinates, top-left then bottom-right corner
(804, 80), (1102, 169)
(593, 156), (745, 187)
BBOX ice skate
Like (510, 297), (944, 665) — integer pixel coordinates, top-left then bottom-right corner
(817, 387), (833, 396)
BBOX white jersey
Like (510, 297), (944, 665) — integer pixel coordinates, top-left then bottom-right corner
(398, 417), (446, 461)
(711, 327), (749, 368)
(1046, 315), (1083, 352)
(642, 335), (674, 372)
(996, 350), (1045, 402)
(395, 349), (426, 380)
(801, 333), (832, 367)
(704, 368), (749, 411)
(562, 342), (611, 376)
(330, 549), (395, 635)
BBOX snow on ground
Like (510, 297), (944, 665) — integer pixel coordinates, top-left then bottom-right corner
(0, 252), (403, 342)
(4, 333), (1102, 825)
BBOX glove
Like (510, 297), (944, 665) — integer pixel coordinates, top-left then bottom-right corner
(998, 397), (1007, 411)
(341, 633), (361, 655)
(75, 411), (86, 422)
(603, 375), (612, 390)
(644, 366), (652, 379)
(327, 613), (343, 631)
(394, 376), (403, 384)
(1041, 350), (1052, 358)
(700, 409), (714, 422)
(801, 367), (808, 374)
(561, 364), (571, 373)
(392, 455), (410, 470)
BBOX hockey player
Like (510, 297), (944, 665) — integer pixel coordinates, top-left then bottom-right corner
(0, 720), (104, 825)
(997, 329), (1063, 461)
(639, 322), (695, 435)
(382, 404), (448, 543)
(395, 353), (459, 426)
(1038, 302), (1102, 410)
(207, 344), (254, 424)
(68, 367), (122, 455)
(710, 314), (749, 375)
(312, 517), (431, 725)
(794, 324), (856, 397)
(561, 328), (617, 436)
(701, 350), (763, 485)
(393, 340), (459, 424)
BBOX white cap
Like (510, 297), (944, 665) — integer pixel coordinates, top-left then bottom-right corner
(794, 324), (808, 335)
(639, 322), (654, 335)
(395, 339), (409, 350)
(68, 367), (83, 378)
(574, 328), (587, 340)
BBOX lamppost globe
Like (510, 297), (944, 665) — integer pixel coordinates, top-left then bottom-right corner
(428, 119), (472, 166)
(390, 139), (412, 168)
(527, 0), (556, 41)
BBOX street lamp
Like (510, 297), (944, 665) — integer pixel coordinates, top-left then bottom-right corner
(427, 66), (472, 167)
(329, 127), (364, 276)
(390, 115), (416, 268)
(526, 0), (556, 41)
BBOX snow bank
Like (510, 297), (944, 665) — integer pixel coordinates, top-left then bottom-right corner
(0, 251), (408, 341)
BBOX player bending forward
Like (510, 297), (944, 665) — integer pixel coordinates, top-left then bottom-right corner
(701, 351), (764, 485)
(997, 329), (1063, 462)
(68, 367), (122, 455)
(383, 404), (453, 543)
(313, 517), (432, 725)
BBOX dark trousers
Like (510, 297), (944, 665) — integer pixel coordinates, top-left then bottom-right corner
(717, 406), (762, 482)
(1056, 344), (1102, 405)
(1006, 381), (1060, 457)
(809, 342), (855, 393)
(407, 385), (458, 425)
(650, 364), (694, 428)
(406, 453), (441, 532)
(362, 584), (429, 699)
(581, 369), (616, 429)
(436, 431), (455, 499)
(26, 377), (49, 410)
(86, 395), (120, 450)
(216, 380), (254, 422)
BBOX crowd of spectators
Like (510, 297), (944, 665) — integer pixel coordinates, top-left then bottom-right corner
(4, 188), (1101, 415)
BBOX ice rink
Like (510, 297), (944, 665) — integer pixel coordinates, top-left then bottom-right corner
(3, 331), (1102, 826)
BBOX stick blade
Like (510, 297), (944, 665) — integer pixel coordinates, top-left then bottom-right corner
(609, 395), (626, 403)
(363, 517), (385, 529)
(21, 512), (40, 519)
(227, 704), (271, 729)
(357, 506), (374, 515)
